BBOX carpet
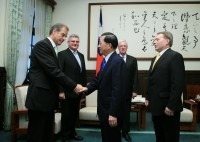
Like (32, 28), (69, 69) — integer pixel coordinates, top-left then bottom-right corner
(1, 112), (200, 142)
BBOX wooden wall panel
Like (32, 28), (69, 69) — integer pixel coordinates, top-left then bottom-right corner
(86, 70), (200, 99)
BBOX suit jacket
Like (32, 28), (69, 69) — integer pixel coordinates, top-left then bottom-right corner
(125, 54), (139, 99)
(87, 51), (127, 123)
(25, 38), (77, 112)
(147, 48), (185, 116)
(58, 48), (87, 98)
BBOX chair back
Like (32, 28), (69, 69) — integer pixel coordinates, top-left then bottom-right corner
(14, 85), (29, 128)
(186, 84), (200, 99)
(86, 90), (97, 107)
(14, 85), (29, 110)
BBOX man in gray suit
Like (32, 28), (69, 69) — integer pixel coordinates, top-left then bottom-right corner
(118, 40), (139, 142)
(145, 31), (185, 142)
(25, 23), (83, 142)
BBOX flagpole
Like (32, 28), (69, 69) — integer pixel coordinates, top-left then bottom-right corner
(95, 6), (103, 75)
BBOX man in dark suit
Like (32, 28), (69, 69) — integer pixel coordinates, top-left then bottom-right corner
(118, 40), (139, 142)
(83, 32), (127, 142)
(58, 34), (87, 142)
(25, 23), (83, 142)
(145, 31), (185, 142)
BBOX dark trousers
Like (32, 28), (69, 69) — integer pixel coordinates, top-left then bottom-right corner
(27, 109), (54, 142)
(60, 97), (80, 139)
(152, 112), (180, 142)
(121, 98), (131, 134)
(100, 120), (122, 142)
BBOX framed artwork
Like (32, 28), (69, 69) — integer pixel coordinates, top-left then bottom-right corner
(88, 2), (200, 60)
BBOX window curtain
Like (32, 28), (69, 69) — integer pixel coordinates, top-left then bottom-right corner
(45, 5), (53, 37)
(4, 0), (53, 130)
(35, 0), (47, 42)
(4, 0), (23, 130)
(15, 0), (35, 86)
(15, 0), (52, 85)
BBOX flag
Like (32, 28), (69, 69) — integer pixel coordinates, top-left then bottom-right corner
(95, 6), (103, 75)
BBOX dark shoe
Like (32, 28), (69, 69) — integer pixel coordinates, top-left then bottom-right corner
(61, 137), (70, 142)
(122, 133), (132, 142)
(70, 135), (83, 141)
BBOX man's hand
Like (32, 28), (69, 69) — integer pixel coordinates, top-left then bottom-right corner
(132, 92), (137, 98)
(74, 84), (83, 94)
(108, 115), (118, 127)
(59, 92), (65, 100)
(164, 107), (174, 116)
(145, 100), (149, 106)
(82, 87), (88, 92)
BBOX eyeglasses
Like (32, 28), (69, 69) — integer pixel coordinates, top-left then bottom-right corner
(70, 40), (79, 43)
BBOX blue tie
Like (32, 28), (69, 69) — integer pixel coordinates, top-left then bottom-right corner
(101, 59), (106, 71)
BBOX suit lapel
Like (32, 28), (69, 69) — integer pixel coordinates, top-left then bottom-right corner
(126, 55), (131, 68)
(98, 52), (116, 83)
(66, 48), (82, 71)
(45, 38), (60, 68)
(151, 49), (171, 72)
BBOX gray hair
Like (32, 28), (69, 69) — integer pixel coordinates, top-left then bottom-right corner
(118, 40), (128, 47)
(68, 34), (79, 41)
(49, 23), (69, 35)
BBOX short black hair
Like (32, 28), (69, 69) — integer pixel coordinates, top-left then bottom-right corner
(101, 32), (118, 49)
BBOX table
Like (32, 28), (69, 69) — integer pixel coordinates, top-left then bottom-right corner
(194, 98), (200, 122)
(131, 102), (147, 130)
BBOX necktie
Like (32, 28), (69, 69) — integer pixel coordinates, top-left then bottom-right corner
(73, 52), (82, 72)
(152, 53), (160, 69)
(101, 59), (106, 71)
(121, 55), (125, 62)
(54, 46), (58, 56)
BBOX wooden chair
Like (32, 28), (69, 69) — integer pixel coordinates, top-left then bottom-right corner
(131, 102), (147, 130)
(186, 84), (200, 100)
(11, 85), (61, 142)
(78, 91), (100, 126)
(180, 93), (198, 131)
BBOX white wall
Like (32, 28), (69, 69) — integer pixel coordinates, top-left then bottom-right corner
(51, 0), (200, 70)
(0, 0), (199, 69)
(0, 0), (6, 66)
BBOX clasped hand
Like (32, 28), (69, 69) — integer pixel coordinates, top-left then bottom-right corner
(74, 84), (88, 94)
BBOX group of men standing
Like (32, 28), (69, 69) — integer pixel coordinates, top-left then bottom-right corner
(25, 23), (185, 142)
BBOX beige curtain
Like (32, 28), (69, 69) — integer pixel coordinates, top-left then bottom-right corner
(4, 0), (23, 130)
(4, 0), (53, 130)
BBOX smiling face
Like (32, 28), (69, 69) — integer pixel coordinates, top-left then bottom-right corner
(68, 36), (80, 51)
(51, 27), (68, 46)
(153, 33), (170, 52)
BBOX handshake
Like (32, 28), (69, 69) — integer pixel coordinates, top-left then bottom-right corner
(59, 84), (88, 100)
(74, 84), (88, 94)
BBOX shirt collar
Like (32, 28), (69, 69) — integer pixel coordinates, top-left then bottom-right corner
(159, 48), (169, 56)
(47, 37), (56, 48)
(69, 48), (78, 54)
(104, 51), (114, 62)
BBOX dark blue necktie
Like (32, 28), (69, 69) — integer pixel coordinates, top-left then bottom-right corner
(101, 59), (106, 71)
